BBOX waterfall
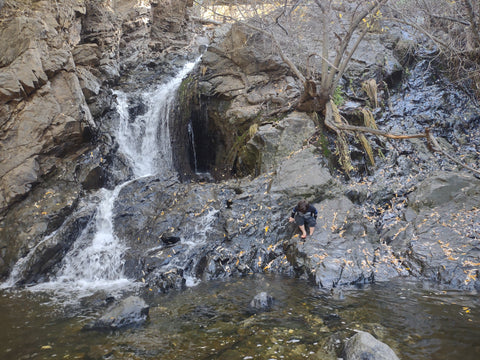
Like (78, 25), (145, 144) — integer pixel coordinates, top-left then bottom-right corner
(2, 60), (200, 297)
(188, 120), (199, 173)
(115, 60), (199, 177)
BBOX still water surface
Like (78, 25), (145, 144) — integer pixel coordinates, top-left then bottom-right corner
(1, 276), (479, 359)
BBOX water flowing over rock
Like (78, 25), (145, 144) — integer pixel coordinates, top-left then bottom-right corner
(0, 0), (196, 281)
(1, 4), (479, 359)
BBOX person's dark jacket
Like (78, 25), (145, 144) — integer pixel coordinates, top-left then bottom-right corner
(291, 204), (317, 219)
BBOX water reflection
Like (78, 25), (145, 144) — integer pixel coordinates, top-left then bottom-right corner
(0, 276), (479, 360)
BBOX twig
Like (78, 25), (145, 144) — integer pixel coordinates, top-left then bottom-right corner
(426, 130), (480, 176)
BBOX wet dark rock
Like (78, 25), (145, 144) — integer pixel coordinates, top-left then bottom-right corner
(408, 171), (475, 210)
(403, 171), (480, 289)
(343, 331), (400, 360)
(0, 178), (87, 281)
(81, 166), (106, 191)
(161, 235), (181, 245)
(249, 292), (274, 312)
(287, 195), (406, 288)
(145, 268), (186, 294)
(13, 210), (93, 285)
(83, 296), (149, 330)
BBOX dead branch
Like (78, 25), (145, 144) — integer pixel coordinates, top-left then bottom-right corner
(384, 16), (456, 54)
(426, 129), (480, 176)
(463, 0), (480, 50)
(429, 14), (470, 26)
(325, 101), (480, 176)
(191, 16), (224, 26)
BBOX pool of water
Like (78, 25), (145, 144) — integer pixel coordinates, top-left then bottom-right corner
(1, 275), (479, 359)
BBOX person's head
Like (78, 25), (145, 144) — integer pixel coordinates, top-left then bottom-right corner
(297, 200), (309, 212)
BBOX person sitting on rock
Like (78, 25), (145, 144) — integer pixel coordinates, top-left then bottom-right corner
(288, 199), (318, 239)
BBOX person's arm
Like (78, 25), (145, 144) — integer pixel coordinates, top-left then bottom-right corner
(290, 206), (297, 219)
(309, 205), (318, 219)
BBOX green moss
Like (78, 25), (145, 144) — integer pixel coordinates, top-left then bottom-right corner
(332, 86), (345, 106)
(178, 76), (195, 100)
(319, 131), (331, 158)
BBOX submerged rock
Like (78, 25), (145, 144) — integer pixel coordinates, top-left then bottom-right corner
(84, 296), (149, 330)
(343, 331), (400, 360)
(249, 291), (275, 312)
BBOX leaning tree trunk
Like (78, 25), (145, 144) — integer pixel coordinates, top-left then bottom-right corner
(296, 81), (330, 113)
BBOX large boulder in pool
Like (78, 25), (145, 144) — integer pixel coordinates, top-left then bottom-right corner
(84, 296), (149, 330)
(343, 331), (400, 360)
(249, 291), (274, 312)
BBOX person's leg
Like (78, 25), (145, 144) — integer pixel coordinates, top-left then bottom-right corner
(295, 215), (307, 238)
(306, 217), (316, 235)
(299, 224), (307, 238)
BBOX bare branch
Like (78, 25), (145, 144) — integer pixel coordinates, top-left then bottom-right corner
(427, 129), (480, 176)
(326, 0), (387, 89)
(385, 16), (457, 54)
(463, 0), (480, 49)
(429, 14), (470, 26)
(191, 16), (223, 26)
(274, 0), (289, 36)
(325, 101), (480, 176)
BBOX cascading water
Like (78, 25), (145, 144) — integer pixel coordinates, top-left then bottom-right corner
(115, 61), (199, 177)
(3, 60), (200, 297)
(188, 120), (199, 173)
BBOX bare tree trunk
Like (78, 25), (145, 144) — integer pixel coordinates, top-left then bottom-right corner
(463, 0), (480, 51)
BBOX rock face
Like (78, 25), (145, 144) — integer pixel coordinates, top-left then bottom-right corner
(238, 111), (317, 175)
(196, 23), (303, 176)
(343, 331), (400, 360)
(0, 0), (194, 280)
(404, 172), (480, 288)
(193, 17), (403, 177)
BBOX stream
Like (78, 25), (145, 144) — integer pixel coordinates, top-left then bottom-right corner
(0, 276), (479, 359)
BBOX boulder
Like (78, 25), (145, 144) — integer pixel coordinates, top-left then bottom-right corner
(343, 331), (400, 360)
(84, 296), (149, 330)
(408, 171), (476, 209)
(72, 43), (101, 67)
(287, 195), (406, 288)
(270, 147), (340, 200)
(249, 291), (274, 312)
(237, 112), (317, 175)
